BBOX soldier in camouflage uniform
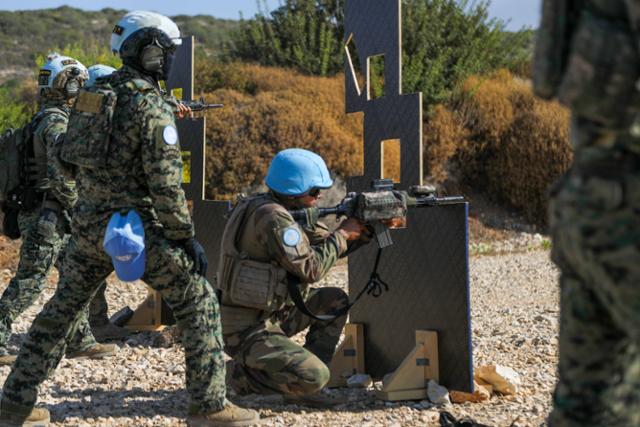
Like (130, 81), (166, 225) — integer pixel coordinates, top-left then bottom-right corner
(534, 1), (640, 425)
(0, 11), (258, 427)
(0, 55), (117, 368)
(83, 64), (131, 342)
(218, 148), (367, 406)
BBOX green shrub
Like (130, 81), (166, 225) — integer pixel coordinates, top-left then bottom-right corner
(228, 0), (533, 107)
(0, 79), (37, 130)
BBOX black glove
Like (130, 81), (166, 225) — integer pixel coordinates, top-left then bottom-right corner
(182, 237), (208, 277)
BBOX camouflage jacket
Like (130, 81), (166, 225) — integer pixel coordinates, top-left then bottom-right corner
(72, 66), (194, 240)
(235, 193), (348, 285)
(32, 102), (78, 210)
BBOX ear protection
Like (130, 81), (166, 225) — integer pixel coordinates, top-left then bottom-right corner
(140, 43), (165, 74)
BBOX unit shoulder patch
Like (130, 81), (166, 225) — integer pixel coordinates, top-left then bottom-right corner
(162, 126), (178, 146)
(282, 226), (301, 247)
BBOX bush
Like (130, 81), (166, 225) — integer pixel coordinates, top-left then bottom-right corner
(200, 64), (363, 199)
(228, 0), (533, 107)
(453, 70), (571, 224)
(35, 43), (122, 72)
(423, 104), (468, 183)
(0, 79), (38, 130)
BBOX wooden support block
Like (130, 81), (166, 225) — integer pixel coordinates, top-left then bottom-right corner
(125, 288), (165, 332)
(376, 330), (439, 401)
(328, 323), (365, 388)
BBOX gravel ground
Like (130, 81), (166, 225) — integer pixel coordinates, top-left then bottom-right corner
(0, 233), (560, 427)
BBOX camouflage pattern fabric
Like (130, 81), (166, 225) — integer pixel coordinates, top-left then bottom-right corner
(225, 287), (348, 396)
(219, 193), (350, 396)
(548, 119), (640, 427)
(535, 2), (640, 425)
(0, 209), (96, 356)
(88, 282), (109, 327)
(0, 105), (103, 357)
(0, 66), (226, 416)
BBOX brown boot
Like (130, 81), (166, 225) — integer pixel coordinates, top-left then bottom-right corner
(0, 354), (16, 367)
(66, 343), (117, 360)
(186, 401), (259, 427)
(0, 401), (50, 427)
(91, 323), (130, 342)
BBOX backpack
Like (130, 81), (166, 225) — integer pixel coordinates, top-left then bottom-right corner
(0, 123), (36, 239)
(0, 120), (39, 211)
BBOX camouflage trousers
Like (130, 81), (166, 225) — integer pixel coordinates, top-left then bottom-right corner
(549, 118), (640, 427)
(0, 211), (226, 415)
(88, 282), (110, 327)
(224, 287), (348, 397)
(0, 209), (98, 356)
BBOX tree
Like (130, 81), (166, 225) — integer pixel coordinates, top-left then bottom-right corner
(228, 0), (343, 76)
(228, 0), (532, 107)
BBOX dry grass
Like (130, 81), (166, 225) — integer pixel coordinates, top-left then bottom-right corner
(198, 64), (363, 199)
(195, 64), (571, 224)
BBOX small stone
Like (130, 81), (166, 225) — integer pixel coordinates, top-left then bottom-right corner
(347, 373), (372, 388)
(427, 380), (451, 405)
(475, 365), (521, 395)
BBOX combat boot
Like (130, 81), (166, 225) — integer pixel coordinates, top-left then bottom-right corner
(0, 355), (16, 367)
(0, 400), (50, 427)
(186, 401), (259, 427)
(66, 343), (117, 360)
(91, 323), (130, 342)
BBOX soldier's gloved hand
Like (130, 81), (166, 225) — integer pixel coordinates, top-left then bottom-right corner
(336, 218), (367, 241)
(181, 237), (208, 276)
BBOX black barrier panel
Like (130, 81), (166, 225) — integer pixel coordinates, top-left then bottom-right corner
(193, 199), (231, 285)
(166, 36), (194, 102)
(348, 203), (473, 392)
(178, 118), (205, 202)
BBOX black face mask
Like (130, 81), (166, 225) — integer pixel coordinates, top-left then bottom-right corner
(139, 35), (176, 81)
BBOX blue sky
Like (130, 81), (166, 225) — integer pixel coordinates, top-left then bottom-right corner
(1, 0), (541, 30)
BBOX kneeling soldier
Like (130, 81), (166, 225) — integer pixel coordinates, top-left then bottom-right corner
(218, 148), (368, 407)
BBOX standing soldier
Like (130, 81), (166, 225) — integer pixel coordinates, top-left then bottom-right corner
(0, 55), (116, 367)
(219, 148), (368, 406)
(0, 11), (258, 427)
(83, 64), (131, 342)
(534, 1), (640, 425)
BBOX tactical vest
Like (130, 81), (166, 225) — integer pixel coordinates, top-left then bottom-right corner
(62, 78), (152, 169)
(216, 194), (289, 313)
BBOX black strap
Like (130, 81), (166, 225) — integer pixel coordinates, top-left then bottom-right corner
(285, 247), (390, 321)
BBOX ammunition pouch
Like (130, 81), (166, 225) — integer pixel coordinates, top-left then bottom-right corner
(558, 11), (640, 130)
(220, 255), (288, 312)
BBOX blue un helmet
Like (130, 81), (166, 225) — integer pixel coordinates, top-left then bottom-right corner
(265, 148), (334, 196)
(87, 64), (117, 87)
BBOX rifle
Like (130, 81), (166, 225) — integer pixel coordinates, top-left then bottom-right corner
(180, 97), (224, 112)
(287, 179), (465, 321)
(290, 179), (464, 249)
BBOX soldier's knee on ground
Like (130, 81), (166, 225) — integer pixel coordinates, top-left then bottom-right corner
(286, 355), (330, 396)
